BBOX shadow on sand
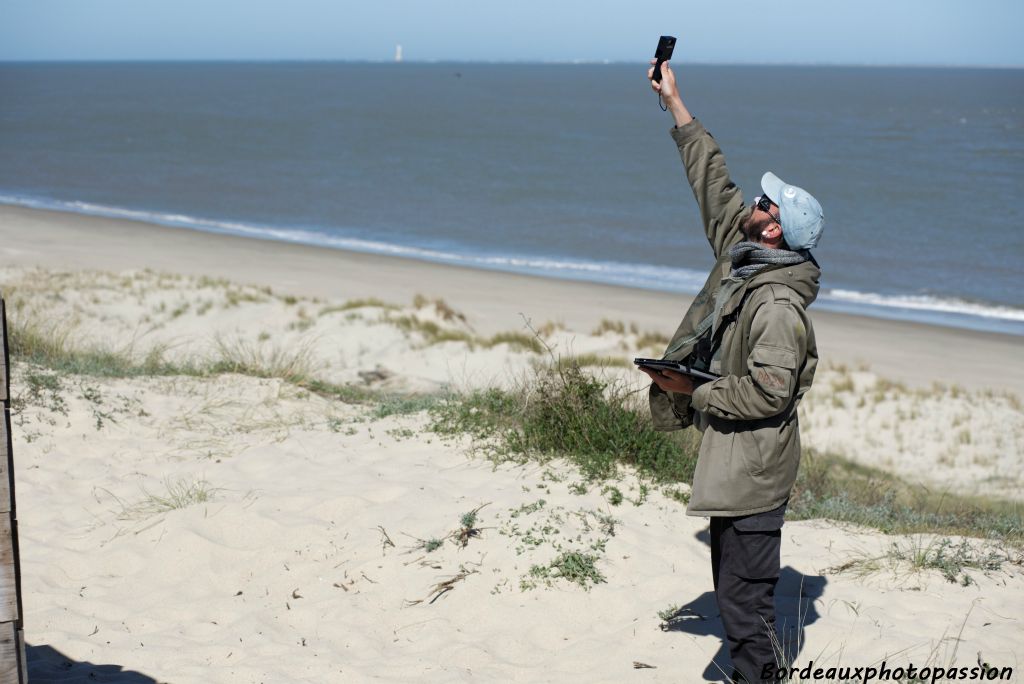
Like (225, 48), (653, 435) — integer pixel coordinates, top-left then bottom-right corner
(660, 526), (827, 681)
(26, 644), (162, 684)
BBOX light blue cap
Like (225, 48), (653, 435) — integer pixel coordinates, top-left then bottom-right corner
(760, 172), (824, 250)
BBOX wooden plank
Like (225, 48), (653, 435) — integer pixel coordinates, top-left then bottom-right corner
(0, 414), (9, 516)
(0, 295), (8, 405)
(0, 621), (19, 684)
(0, 301), (22, 684)
(8, 517), (21, 631)
(0, 516), (16, 624)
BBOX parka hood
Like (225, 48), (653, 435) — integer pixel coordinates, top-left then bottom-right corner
(746, 256), (821, 308)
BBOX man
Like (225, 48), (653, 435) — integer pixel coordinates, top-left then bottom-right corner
(639, 59), (824, 684)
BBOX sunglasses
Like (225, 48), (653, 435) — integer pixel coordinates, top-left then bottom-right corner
(755, 195), (781, 224)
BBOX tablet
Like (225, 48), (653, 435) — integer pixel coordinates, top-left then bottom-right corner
(633, 358), (720, 383)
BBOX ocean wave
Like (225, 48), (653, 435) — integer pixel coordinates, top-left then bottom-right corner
(822, 289), (1024, 323)
(3, 192), (1024, 333)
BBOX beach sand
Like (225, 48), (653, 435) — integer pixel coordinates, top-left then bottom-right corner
(2, 204), (1022, 394)
(2, 205), (1022, 683)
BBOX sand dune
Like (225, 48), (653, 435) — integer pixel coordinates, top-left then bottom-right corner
(3, 207), (1023, 683)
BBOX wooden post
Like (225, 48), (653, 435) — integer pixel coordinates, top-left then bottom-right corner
(0, 293), (27, 684)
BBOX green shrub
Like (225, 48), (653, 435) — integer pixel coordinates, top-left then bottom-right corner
(523, 551), (606, 590)
(373, 394), (444, 418)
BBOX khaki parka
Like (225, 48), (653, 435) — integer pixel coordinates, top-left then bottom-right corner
(649, 118), (820, 517)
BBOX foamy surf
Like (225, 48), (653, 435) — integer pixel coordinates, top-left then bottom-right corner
(824, 289), (1024, 323)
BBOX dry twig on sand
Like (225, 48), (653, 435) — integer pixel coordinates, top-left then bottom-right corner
(376, 525), (396, 554)
(405, 561), (483, 606)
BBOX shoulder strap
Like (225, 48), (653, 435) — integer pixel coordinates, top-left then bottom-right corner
(663, 309), (715, 358)
(711, 277), (745, 339)
(767, 283), (793, 305)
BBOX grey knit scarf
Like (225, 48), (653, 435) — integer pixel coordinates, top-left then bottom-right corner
(729, 241), (809, 280)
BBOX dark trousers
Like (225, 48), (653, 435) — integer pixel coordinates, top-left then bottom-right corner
(710, 505), (784, 684)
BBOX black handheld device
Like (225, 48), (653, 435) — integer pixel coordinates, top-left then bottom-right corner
(634, 358), (719, 383)
(652, 35), (676, 83)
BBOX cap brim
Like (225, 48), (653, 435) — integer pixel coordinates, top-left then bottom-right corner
(760, 172), (785, 204)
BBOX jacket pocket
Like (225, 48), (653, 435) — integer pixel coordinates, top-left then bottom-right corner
(749, 344), (798, 398)
(737, 429), (766, 477)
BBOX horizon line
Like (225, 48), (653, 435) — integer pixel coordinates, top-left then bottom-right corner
(1, 57), (1022, 69)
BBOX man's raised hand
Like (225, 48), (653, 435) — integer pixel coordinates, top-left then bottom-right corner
(648, 58), (679, 101)
(647, 59), (693, 127)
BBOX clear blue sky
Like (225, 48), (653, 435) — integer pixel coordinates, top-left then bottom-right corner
(3, 0), (1022, 66)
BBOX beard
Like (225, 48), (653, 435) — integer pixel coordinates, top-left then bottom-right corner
(741, 211), (765, 242)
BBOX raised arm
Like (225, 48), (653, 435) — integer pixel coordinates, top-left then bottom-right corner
(648, 60), (747, 258)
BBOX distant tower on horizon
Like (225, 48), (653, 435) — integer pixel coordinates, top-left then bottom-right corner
(395, 44), (403, 63)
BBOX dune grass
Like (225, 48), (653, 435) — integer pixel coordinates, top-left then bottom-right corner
(318, 297), (399, 316)
(826, 535), (1009, 586)
(429, 357), (701, 483)
(483, 331), (545, 354)
(5, 309), (387, 408)
(385, 312), (543, 353)
(635, 330), (670, 350)
(412, 294), (468, 325)
(789, 449), (1024, 546)
(115, 477), (220, 520)
(552, 353), (632, 370)
(207, 335), (316, 385)
(591, 319), (631, 336)
(9, 314), (180, 378)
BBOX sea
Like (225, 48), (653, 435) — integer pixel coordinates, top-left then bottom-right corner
(1, 62), (1022, 335)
